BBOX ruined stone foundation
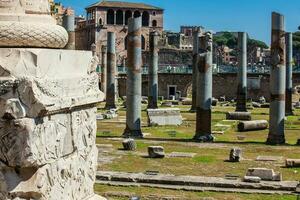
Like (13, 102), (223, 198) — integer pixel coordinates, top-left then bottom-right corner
(0, 48), (106, 200)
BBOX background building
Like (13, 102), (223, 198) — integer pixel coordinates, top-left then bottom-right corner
(49, 0), (75, 25)
(75, 0), (164, 65)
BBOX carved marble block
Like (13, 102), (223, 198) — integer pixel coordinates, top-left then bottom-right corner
(0, 48), (105, 200)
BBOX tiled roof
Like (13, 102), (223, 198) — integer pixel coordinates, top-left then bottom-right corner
(86, 1), (163, 11)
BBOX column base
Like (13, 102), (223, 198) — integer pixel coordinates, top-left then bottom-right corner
(193, 134), (215, 143)
(105, 105), (117, 110)
(266, 134), (285, 145)
(123, 128), (144, 138)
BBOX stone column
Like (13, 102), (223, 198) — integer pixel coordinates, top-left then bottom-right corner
(285, 32), (293, 115)
(190, 28), (201, 112)
(101, 45), (107, 96)
(194, 32), (214, 142)
(123, 17), (143, 138)
(267, 12), (286, 145)
(105, 32), (117, 109)
(148, 31), (159, 109)
(62, 14), (75, 50)
(236, 32), (248, 112)
(0, 1), (105, 199)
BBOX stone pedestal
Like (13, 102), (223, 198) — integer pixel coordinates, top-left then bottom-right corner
(0, 49), (105, 200)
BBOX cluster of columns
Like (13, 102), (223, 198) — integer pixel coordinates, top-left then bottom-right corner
(101, 12), (293, 144)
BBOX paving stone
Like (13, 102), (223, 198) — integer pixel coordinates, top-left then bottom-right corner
(256, 156), (283, 162)
(168, 152), (196, 158)
(246, 168), (282, 181)
(243, 176), (261, 183)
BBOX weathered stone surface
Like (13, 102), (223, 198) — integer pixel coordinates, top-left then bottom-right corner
(122, 139), (137, 151)
(148, 146), (165, 158)
(226, 112), (251, 121)
(161, 101), (173, 107)
(229, 148), (242, 162)
(256, 156), (283, 162)
(243, 176), (261, 183)
(168, 152), (196, 158)
(252, 102), (261, 108)
(0, 49), (102, 118)
(0, 0), (68, 48)
(246, 168), (281, 181)
(0, 49), (105, 199)
(238, 120), (268, 132)
(147, 108), (182, 126)
(286, 159), (300, 168)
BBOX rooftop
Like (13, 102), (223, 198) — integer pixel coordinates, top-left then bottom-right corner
(86, 1), (163, 11)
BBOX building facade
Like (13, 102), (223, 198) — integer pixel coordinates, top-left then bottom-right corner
(49, 0), (74, 25)
(75, 1), (164, 65)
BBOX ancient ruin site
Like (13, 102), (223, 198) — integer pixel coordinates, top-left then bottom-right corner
(0, 0), (300, 200)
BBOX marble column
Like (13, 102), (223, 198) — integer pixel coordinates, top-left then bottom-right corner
(267, 12), (286, 145)
(105, 32), (117, 109)
(123, 17), (143, 138)
(194, 32), (214, 142)
(101, 45), (107, 96)
(285, 32), (293, 115)
(236, 32), (248, 112)
(148, 31), (159, 109)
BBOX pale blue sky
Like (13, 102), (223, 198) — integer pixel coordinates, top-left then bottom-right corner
(60, 0), (300, 44)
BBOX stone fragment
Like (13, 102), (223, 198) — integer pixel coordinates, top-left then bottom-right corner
(196, 134), (215, 143)
(238, 120), (268, 132)
(161, 101), (173, 107)
(286, 159), (300, 168)
(182, 98), (192, 105)
(219, 96), (226, 102)
(122, 139), (137, 151)
(147, 108), (182, 126)
(252, 102), (261, 108)
(296, 139), (300, 145)
(226, 112), (251, 121)
(243, 176), (261, 183)
(168, 152), (196, 158)
(148, 146), (165, 158)
(211, 98), (218, 106)
(246, 168), (282, 181)
(259, 96), (266, 104)
(229, 148), (242, 162)
(256, 156), (283, 162)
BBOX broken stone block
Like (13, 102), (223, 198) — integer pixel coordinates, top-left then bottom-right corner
(256, 156), (283, 162)
(246, 168), (281, 181)
(226, 112), (251, 121)
(182, 98), (192, 105)
(196, 134), (215, 143)
(229, 148), (242, 162)
(147, 108), (182, 126)
(286, 159), (300, 168)
(219, 96), (226, 102)
(211, 98), (218, 106)
(122, 139), (137, 151)
(243, 176), (261, 183)
(161, 101), (173, 107)
(148, 146), (165, 158)
(252, 102), (261, 108)
(259, 96), (266, 104)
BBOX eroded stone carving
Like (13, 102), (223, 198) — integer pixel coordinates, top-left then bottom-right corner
(0, 49), (105, 200)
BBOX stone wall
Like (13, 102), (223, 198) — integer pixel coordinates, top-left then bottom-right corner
(118, 73), (300, 101)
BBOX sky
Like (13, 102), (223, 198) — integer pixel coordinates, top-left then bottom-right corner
(59, 0), (300, 44)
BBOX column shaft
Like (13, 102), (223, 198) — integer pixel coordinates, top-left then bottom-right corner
(236, 32), (247, 112)
(123, 17), (143, 138)
(194, 32), (213, 142)
(148, 31), (159, 109)
(101, 45), (107, 97)
(105, 32), (117, 109)
(267, 12), (286, 145)
(62, 14), (75, 50)
(285, 32), (293, 115)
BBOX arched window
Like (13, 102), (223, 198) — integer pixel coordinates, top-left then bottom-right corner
(152, 20), (157, 27)
(133, 11), (141, 18)
(116, 10), (123, 25)
(99, 18), (102, 25)
(141, 35), (145, 50)
(125, 10), (132, 25)
(107, 9), (114, 25)
(142, 11), (149, 27)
